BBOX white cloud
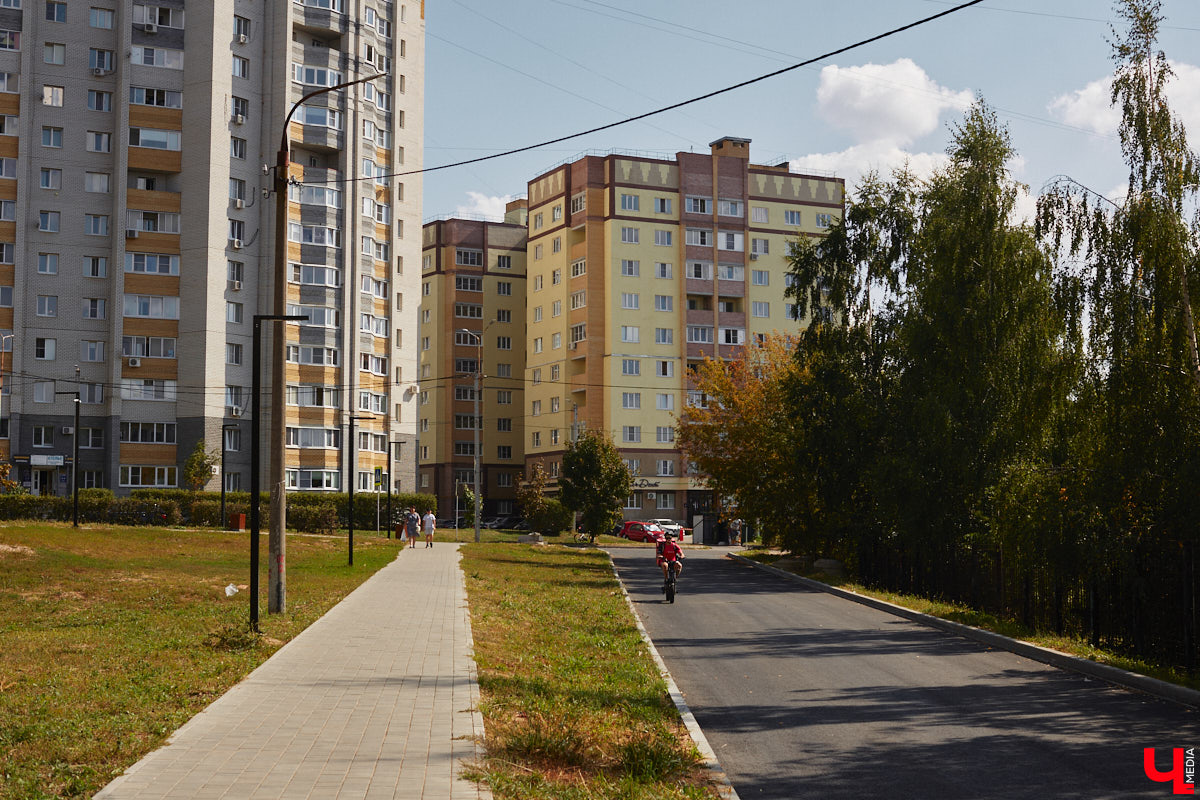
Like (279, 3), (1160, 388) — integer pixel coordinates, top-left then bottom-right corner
(815, 58), (974, 146)
(1048, 61), (1200, 139)
(454, 191), (514, 220)
(790, 141), (948, 195)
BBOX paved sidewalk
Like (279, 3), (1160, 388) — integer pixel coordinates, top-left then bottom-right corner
(96, 542), (490, 800)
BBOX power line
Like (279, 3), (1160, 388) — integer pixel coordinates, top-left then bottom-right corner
(303, 0), (989, 186)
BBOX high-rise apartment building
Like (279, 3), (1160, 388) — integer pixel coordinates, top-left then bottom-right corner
(0, 1), (423, 496)
(418, 202), (527, 520)
(419, 138), (843, 525)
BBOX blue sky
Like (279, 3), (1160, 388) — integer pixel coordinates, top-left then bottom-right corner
(421, 0), (1200, 221)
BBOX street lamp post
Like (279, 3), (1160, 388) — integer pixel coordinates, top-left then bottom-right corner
(220, 423), (240, 529)
(346, 414), (371, 566)
(251, 314), (306, 632)
(54, 368), (80, 527)
(270, 72), (383, 613)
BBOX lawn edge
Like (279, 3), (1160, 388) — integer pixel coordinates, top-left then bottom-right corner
(606, 551), (742, 800)
(727, 552), (1200, 710)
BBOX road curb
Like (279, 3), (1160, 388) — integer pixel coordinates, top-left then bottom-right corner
(728, 553), (1200, 710)
(607, 554), (742, 800)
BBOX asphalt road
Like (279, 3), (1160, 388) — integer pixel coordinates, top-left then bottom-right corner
(607, 546), (1200, 800)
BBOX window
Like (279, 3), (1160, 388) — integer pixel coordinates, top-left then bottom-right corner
(533, 337), (543, 354)
(718, 199), (743, 217)
(226, 301), (243, 323)
(656, 360), (674, 378)
(39, 168), (62, 190)
(37, 295), (58, 317)
(90, 7), (115, 28)
(552, 268), (561, 285)
(655, 327), (673, 345)
(686, 196), (710, 214)
(130, 127), (181, 151)
(687, 261), (713, 280)
(784, 209), (802, 226)
(231, 136), (246, 159)
(33, 426), (53, 447)
(85, 215), (109, 236)
(455, 248), (482, 267)
(497, 390), (512, 405)
(226, 343), (243, 365)
(719, 232), (744, 252)
(81, 383), (103, 404)
(551, 300), (562, 317)
(816, 212), (833, 228)
(0, 158), (12, 179)
(81, 428), (104, 448)
(34, 382), (53, 403)
(532, 212), (543, 230)
(81, 340), (104, 362)
(621, 227), (639, 244)
(36, 253), (57, 275)
(124, 295), (180, 320)
(622, 392), (641, 409)
(752, 269), (770, 286)
(232, 55), (249, 79)
(621, 259), (640, 277)
(0, 116), (16, 137)
(620, 194), (639, 211)
(686, 228), (712, 246)
(655, 262), (673, 279)
(721, 327), (746, 345)
(34, 337), (56, 360)
(86, 131), (111, 153)
(751, 238), (770, 255)
(687, 325), (714, 344)
(45, 1), (65, 21)
(0, 29), (18, 50)
(42, 126), (63, 147)
(89, 48), (114, 71)
(132, 46), (184, 70)
(571, 258), (586, 277)
(752, 301), (770, 318)
(82, 298), (106, 319)
(121, 379), (177, 401)
(570, 291), (586, 310)
(120, 466), (177, 488)
(85, 90), (111, 112)
(571, 193), (585, 213)
(621, 326), (640, 343)
(718, 264), (744, 281)
(654, 295), (673, 312)
(752, 206), (769, 223)
(621, 293), (639, 310)
(622, 426), (641, 443)
(654, 197), (672, 214)
(551, 332), (562, 349)
(84, 257), (108, 278)
(38, 211), (60, 232)
(130, 87), (182, 109)
(497, 281), (512, 296)
(552, 237), (561, 253)
(622, 359), (640, 376)
(234, 15), (251, 39)
(85, 172), (110, 193)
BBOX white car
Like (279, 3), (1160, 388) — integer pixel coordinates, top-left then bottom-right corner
(647, 518), (684, 540)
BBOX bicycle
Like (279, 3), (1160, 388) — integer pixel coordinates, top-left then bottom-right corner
(574, 531), (590, 543)
(664, 560), (678, 603)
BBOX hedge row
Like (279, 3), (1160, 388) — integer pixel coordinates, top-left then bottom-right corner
(0, 489), (435, 532)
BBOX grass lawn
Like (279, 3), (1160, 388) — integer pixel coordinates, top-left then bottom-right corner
(460, 543), (716, 800)
(739, 548), (1200, 692)
(0, 523), (401, 800)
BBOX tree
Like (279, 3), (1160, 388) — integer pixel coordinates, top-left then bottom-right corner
(460, 485), (479, 531)
(559, 429), (631, 541)
(677, 334), (807, 548)
(516, 461), (550, 525)
(183, 439), (218, 492)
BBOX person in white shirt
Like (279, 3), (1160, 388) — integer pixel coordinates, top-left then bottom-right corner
(421, 510), (436, 548)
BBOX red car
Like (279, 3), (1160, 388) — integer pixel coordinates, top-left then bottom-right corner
(620, 521), (665, 543)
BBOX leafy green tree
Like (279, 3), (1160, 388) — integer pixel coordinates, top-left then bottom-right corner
(516, 461), (550, 525)
(559, 429), (631, 541)
(183, 439), (218, 492)
(460, 485), (478, 530)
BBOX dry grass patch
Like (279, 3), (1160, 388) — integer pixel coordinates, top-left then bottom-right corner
(0, 523), (399, 799)
(461, 544), (716, 800)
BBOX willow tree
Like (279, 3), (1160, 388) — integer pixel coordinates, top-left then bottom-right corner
(1037, 0), (1200, 651)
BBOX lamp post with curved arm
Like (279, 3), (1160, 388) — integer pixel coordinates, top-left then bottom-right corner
(457, 321), (495, 543)
(269, 72), (384, 614)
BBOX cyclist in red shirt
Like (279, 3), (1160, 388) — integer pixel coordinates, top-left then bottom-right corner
(656, 532), (684, 591)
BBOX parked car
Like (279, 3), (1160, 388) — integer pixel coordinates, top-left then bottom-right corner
(619, 521), (665, 543)
(646, 518), (684, 540)
(436, 518), (459, 529)
(481, 516), (503, 529)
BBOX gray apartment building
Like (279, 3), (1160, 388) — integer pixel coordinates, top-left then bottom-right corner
(0, 0), (423, 495)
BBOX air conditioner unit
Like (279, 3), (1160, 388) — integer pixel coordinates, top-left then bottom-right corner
(126, 228), (139, 238)
(646, 492), (656, 500)
(92, 67), (108, 77)
(233, 198), (245, 210)
(144, 22), (157, 33)
(229, 238), (243, 250)
(237, 33), (248, 44)
(128, 357), (141, 367)
(749, 252), (758, 260)
(232, 114), (245, 126)
(569, 341), (578, 350)
(231, 279), (243, 291)
(230, 406), (243, 417)
(61, 426), (73, 435)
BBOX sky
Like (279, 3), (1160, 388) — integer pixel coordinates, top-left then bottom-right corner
(419, 0), (1200, 224)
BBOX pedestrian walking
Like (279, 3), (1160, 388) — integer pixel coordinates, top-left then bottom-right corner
(404, 506), (420, 546)
(422, 509), (436, 548)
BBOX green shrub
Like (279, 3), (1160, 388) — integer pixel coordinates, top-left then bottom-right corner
(287, 504), (337, 535)
(106, 498), (182, 526)
(532, 498), (574, 536)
